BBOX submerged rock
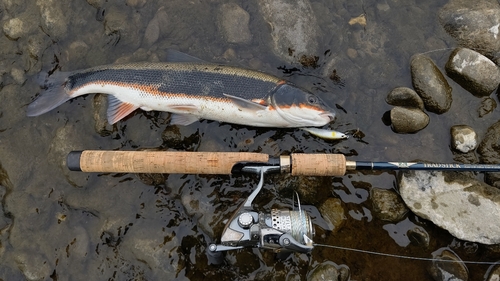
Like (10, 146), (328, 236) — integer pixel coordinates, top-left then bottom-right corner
(479, 97), (497, 117)
(399, 170), (500, 244)
(450, 125), (478, 153)
(390, 106), (429, 133)
(258, 0), (320, 62)
(386, 87), (425, 110)
(318, 198), (346, 232)
(370, 188), (408, 222)
(218, 3), (252, 44)
(307, 261), (350, 281)
(411, 54), (453, 114)
(439, 0), (500, 62)
(428, 248), (469, 281)
(445, 48), (500, 97)
(478, 120), (500, 187)
(485, 263), (500, 281)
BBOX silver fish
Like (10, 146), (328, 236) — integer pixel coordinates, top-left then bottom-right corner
(27, 52), (335, 127)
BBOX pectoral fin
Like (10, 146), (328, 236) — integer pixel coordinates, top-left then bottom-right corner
(107, 96), (139, 124)
(223, 94), (267, 110)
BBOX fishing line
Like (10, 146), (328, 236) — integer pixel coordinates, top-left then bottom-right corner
(314, 243), (500, 265)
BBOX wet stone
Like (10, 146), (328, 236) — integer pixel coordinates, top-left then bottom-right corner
(307, 261), (350, 281)
(318, 198), (346, 232)
(92, 94), (113, 137)
(485, 263), (500, 281)
(450, 125), (478, 153)
(407, 226), (430, 247)
(399, 170), (500, 244)
(218, 3), (252, 44)
(14, 251), (53, 281)
(445, 48), (500, 97)
(370, 188), (408, 222)
(428, 248), (468, 281)
(478, 97), (497, 117)
(386, 87), (425, 110)
(143, 7), (168, 47)
(439, 0), (500, 62)
(36, 0), (69, 40)
(258, 0), (320, 62)
(411, 54), (453, 114)
(390, 106), (429, 134)
(478, 120), (500, 187)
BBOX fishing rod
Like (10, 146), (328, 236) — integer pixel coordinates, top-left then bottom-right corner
(66, 150), (500, 175)
(66, 150), (500, 263)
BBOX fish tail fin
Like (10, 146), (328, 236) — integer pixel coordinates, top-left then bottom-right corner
(26, 71), (73, 117)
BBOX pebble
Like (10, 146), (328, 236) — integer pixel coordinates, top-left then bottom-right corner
(478, 97), (497, 117)
(370, 188), (408, 222)
(450, 125), (478, 153)
(428, 248), (468, 281)
(318, 198), (346, 232)
(390, 106), (430, 133)
(3, 18), (26, 40)
(307, 261), (350, 281)
(485, 263), (500, 281)
(445, 47), (500, 97)
(410, 54), (453, 114)
(386, 87), (425, 110)
(143, 7), (168, 47)
(477, 120), (500, 187)
(218, 3), (252, 44)
(36, 0), (69, 40)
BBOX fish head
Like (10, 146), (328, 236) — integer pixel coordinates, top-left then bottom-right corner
(270, 84), (335, 127)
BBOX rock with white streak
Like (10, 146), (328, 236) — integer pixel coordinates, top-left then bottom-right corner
(439, 0), (500, 62)
(450, 125), (478, 153)
(399, 170), (500, 244)
(445, 48), (500, 97)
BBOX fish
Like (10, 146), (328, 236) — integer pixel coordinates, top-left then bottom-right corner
(27, 51), (335, 128)
(301, 127), (349, 140)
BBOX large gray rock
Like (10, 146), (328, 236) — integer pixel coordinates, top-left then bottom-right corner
(399, 170), (500, 244)
(390, 106), (430, 133)
(258, 0), (320, 62)
(445, 48), (500, 97)
(439, 0), (500, 62)
(411, 54), (453, 114)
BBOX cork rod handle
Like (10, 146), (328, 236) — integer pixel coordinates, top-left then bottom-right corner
(68, 150), (270, 174)
(67, 151), (348, 176)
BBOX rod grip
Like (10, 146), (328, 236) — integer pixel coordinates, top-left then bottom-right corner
(291, 154), (346, 176)
(68, 150), (269, 174)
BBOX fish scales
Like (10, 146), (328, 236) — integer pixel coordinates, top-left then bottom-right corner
(68, 63), (281, 100)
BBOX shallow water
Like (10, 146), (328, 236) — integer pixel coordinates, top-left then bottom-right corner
(1, 0), (500, 280)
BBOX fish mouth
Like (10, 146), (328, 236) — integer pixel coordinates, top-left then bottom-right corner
(321, 112), (336, 122)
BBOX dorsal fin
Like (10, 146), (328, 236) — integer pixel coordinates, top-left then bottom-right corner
(166, 49), (207, 63)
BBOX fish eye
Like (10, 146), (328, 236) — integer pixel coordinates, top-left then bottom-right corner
(307, 95), (318, 104)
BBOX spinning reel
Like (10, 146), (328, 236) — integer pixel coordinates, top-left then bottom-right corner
(208, 164), (315, 257)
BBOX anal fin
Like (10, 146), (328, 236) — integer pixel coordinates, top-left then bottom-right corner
(107, 95), (139, 124)
(170, 113), (199, 126)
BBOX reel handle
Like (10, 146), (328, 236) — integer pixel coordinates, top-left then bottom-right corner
(67, 150), (348, 176)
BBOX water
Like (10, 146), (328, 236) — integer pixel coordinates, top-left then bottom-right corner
(1, 0), (500, 280)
